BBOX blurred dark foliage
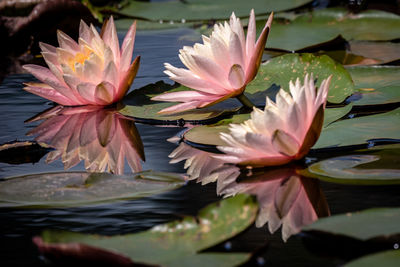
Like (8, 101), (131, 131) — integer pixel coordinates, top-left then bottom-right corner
(0, 0), (97, 82)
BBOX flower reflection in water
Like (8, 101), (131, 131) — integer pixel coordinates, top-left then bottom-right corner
(26, 106), (145, 174)
(169, 142), (329, 241)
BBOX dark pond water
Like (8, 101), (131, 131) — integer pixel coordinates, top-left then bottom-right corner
(0, 28), (399, 266)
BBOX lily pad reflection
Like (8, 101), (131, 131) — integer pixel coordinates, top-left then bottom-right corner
(0, 171), (185, 208)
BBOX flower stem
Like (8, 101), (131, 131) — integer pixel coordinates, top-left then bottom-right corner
(236, 93), (255, 110)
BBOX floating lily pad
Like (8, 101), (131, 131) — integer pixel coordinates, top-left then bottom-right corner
(314, 108), (400, 149)
(264, 8), (400, 51)
(117, 0), (312, 22)
(304, 146), (400, 185)
(120, 81), (241, 125)
(346, 66), (400, 106)
(0, 171), (185, 208)
(35, 194), (257, 266)
(184, 106), (353, 147)
(246, 53), (355, 104)
(302, 207), (400, 241)
(345, 250), (400, 267)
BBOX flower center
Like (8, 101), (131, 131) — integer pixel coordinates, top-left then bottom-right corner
(68, 46), (95, 72)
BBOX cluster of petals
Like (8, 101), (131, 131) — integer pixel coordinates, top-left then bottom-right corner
(152, 10), (274, 114)
(218, 168), (329, 242)
(168, 142), (329, 242)
(27, 106), (144, 174)
(217, 74), (332, 167)
(23, 17), (139, 106)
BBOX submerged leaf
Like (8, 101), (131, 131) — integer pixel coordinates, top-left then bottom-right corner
(0, 141), (51, 164)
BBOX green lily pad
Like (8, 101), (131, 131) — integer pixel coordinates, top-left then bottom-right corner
(184, 106), (353, 147)
(345, 250), (400, 267)
(303, 146), (400, 185)
(117, 0), (312, 22)
(0, 171), (185, 208)
(246, 53), (355, 104)
(264, 8), (400, 51)
(314, 108), (400, 149)
(303, 207), (400, 241)
(346, 66), (400, 106)
(36, 194), (257, 266)
(119, 81), (241, 125)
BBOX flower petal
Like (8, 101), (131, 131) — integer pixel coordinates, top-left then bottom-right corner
(297, 104), (324, 159)
(76, 82), (97, 104)
(57, 30), (79, 52)
(23, 82), (75, 105)
(116, 56), (140, 101)
(94, 82), (115, 105)
(245, 12), (273, 83)
(229, 31), (244, 68)
(272, 129), (300, 157)
(246, 9), (256, 59)
(101, 16), (120, 67)
(228, 64), (245, 90)
(121, 21), (137, 73)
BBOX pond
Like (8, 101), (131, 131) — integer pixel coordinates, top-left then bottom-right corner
(1, 2), (400, 267)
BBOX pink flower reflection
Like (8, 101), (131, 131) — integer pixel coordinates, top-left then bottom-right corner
(26, 106), (145, 174)
(169, 142), (329, 241)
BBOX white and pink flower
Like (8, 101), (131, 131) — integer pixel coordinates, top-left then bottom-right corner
(23, 17), (139, 106)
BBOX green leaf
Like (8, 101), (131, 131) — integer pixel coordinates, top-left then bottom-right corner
(119, 81), (241, 125)
(345, 250), (400, 267)
(117, 0), (312, 22)
(246, 53), (355, 104)
(264, 8), (400, 51)
(184, 106), (352, 147)
(347, 66), (400, 106)
(303, 145), (400, 185)
(0, 171), (185, 208)
(303, 207), (400, 241)
(37, 194), (257, 266)
(314, 108), (400, 149)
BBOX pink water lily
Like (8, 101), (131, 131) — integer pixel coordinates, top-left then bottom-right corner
(23, 17), (139, 106)
(217, 74), (332, 167)
(152, 10), (273, 114)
